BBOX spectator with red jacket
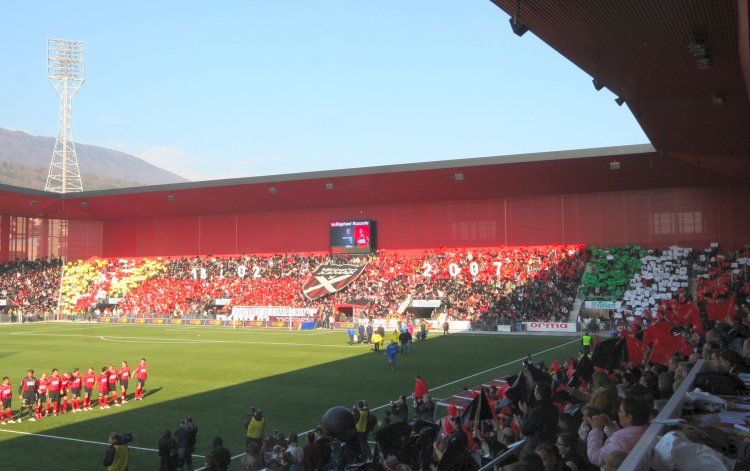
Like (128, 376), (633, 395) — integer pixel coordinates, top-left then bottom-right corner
(413, 374), (428, 404)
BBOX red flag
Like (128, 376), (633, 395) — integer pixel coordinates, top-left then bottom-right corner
(625, 335), (644, 366)
(676, 303), (704, 336)
(644, 322), (690, 364)
(443, 417), (455, 435)
(706, 295), (736, 321)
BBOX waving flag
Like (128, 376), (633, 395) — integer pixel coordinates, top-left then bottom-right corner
(591, 337), (627, 371)
(706, 294), (736, 322)
(301, 264), (368, 300)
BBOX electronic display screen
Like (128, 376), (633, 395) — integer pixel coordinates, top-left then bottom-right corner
(330, 220), (376, 254)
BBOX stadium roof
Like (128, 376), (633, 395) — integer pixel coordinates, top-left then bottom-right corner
(0, 144), (745, 221)
(2, 2), (748, 221)
(489, 0), (750, 180)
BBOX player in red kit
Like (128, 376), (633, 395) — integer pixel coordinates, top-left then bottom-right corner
(0, 377), (14, 424)
(82, 368), (96, 411)
(17, 369), (36, 422)
(69, 369), (82, 413)
(47, 369), (62, 416)
(133, 358), (147, 401)
(118, 361), (130, 403)
(97, 367), (110, 409)
(35, 373), (49, 420)
(107, 364), (120, 407)
(356, 226), (370, 247)
(60, 371), (71, 413)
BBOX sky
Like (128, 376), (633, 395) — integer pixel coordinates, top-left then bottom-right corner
(1, 1), (648, 182)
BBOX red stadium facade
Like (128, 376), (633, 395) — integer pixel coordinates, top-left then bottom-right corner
(0, 144), (748, 263)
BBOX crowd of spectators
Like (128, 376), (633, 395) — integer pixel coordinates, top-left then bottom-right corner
(0, 258), (62, 320)
(603, 245), (750, 339)
(1, 246), (583, 324)
(3, 244), (747, 333)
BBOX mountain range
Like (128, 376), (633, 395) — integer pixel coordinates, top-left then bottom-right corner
(0, 128), (189, 191)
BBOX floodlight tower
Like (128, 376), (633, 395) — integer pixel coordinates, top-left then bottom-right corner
(45, 39), (85, 193)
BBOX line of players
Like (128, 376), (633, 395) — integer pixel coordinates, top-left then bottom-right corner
(0, 358), (148, 424)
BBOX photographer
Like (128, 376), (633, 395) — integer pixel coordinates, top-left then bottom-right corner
(353, 400), (372, 461)
(390, 395), (408, 424)
(245, 408), (266, 448)
(158, 430), (177, 471)
(103, 432), (131, 471)
(210, 436), (231, 471)
(175, 416), (198, 471)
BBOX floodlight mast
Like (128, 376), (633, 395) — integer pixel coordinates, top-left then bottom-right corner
(45, 39), (85, 193)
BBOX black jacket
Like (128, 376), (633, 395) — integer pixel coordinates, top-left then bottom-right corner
(521, 401), (559, 451)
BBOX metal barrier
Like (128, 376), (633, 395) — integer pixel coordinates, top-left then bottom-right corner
(478, 439), (527, 471)
(618, 359), (707, 471)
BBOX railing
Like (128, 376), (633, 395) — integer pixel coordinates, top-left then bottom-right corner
(478, 439), (527, 471)
(618, 359), (707, 471)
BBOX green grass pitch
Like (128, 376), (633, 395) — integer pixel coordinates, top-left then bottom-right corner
(0, 323), (581, 469)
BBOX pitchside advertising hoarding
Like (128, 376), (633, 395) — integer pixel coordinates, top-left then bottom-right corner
(523, 321), (578, 332)
(97, 317), (575, 332)
(97, 317), (316, 329)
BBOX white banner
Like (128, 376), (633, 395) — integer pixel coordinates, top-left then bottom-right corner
(497, 325), (512, 332)
(230, 306), (317, 321)
(584, 300), (621, 310)
(523, 321), (578, 333)
(410, 300), (442, 308)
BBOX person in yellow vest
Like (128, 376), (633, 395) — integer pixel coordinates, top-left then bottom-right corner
(245, 408), (265, 448)
(102, 432), (129, 471)
(391, 329), (400, 344)
(371, 332), (383, 352)
(582, 331), (593, 355)
(353, 400), (372, 460)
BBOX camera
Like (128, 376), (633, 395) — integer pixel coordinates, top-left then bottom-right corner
(120, 432), (135, 444)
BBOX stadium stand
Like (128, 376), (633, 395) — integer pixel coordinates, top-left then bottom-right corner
(0, 258), (62, 320)
(51, 245), (585, 323)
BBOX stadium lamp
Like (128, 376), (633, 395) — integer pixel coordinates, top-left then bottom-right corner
(325, 180), (334, 190)
(454, 172), (464, 181)
(30, 199), (38, 206)
(167, 194), (176, 202)
(592, 77), (604, 91)
(80, 201), (88, 208)
(615, 97), (626, 106)
(609, 160), (621, 171)
(268, 186), (277, 194)
(509, 0), (529, 37)
(688, 40), (712, 69)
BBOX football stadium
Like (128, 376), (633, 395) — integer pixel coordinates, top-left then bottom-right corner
(1, 2), (750, 470)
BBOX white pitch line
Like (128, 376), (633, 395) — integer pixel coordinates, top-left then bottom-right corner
(8, 325), (103, 334)
(13, 331), (370, 349)
(0, 428), (205, 457)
